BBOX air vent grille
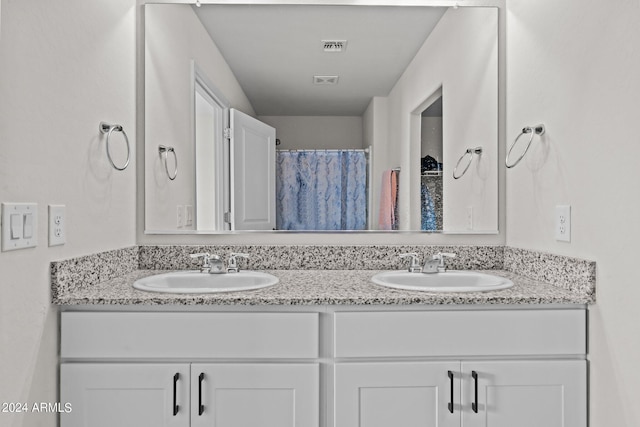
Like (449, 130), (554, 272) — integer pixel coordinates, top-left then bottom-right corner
(322, 40), (347, 52)
(313, 75), (339, 85)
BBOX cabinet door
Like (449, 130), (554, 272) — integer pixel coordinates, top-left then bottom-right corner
(462, 360), (587, 427)
(192, 363), (318, 427)
(335, 362), (460, 427)
(60, 363), (189, 427)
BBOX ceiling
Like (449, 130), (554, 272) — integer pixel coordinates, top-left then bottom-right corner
(194, 4), (447, 116)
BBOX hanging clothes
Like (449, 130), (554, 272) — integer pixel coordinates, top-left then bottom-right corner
(378, 169), (398, 230)
(276, 150), (367, 231)
(421, 181), (437, 231)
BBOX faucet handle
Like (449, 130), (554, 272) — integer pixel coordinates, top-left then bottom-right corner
(228, 253), (250, 273)
(190, 252), (210, 259)
(190, 252), (211, 265)
(190, 253), (221, 272)
(431, 252), (456, 273)
(432, 252), (456, 260)
(399, 253), (422, 273)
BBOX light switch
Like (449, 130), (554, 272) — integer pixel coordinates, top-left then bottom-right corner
(10, 214), (22, 239)
(23, 213), (34, 238)
(2, 203), (38, 251)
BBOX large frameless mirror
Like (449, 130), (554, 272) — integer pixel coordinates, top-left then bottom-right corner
(144, 3), (498, 234)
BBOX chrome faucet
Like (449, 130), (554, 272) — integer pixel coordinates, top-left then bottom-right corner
(427, 252), (456, 273)
(190, 253), (225, 274)
(227, 252), (250, 273)
(399, 253), (422, 273)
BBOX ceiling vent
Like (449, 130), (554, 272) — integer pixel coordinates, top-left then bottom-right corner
(313, 75), (339, 85)
(322, 40), (347, 52)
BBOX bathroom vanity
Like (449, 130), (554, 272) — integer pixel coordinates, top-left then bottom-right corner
(55, 260), (591, 427)
(59, 306), (586, 427)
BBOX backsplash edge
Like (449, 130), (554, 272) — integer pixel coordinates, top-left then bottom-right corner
(50, 245), (595, 298)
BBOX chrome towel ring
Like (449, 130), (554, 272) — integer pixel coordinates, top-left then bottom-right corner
(99, 122), (130, 171)
(506, 124), (545, 168)
(159, 145), (178, 180)
(453, 147), (482, 179)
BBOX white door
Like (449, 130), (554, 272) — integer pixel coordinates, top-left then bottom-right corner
(191, 363), (318, 427)
(229, 108), (276, 230)
(195, 81), (227, 231)
(335, 362), (460, 427)
(60, 363), (189, 427)
(462, 360), (587, 427)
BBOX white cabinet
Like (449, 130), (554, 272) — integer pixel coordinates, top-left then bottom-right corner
(334, 360), (586, 427)
(61, 363), (318, 427)
(335, 362), (460, 427)
(60, 312), (319, 427)
(333, 309), (587, 427)
(461, 360), (587, 427)
(60, 308), (587, 427)
(192, 364), (318, 427)
(60, 363), (190, 427)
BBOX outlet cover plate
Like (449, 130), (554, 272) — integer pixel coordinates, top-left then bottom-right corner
(555, 205), (571, 242)
(48, 204), (66, 246)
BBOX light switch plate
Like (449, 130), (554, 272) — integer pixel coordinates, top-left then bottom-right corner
(2, 203), (38, 251)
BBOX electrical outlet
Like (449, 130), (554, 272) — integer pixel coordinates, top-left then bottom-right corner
(48, 205), (66, 246)
(555, 205), (571, 242)
(177, 205), (185, 228)
(185, 205), (193, 227)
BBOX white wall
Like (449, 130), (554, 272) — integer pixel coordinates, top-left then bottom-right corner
(259, 116), (363, 150)
(144, 4), (254, 231)
(363, 96), (390, 229)
(421, 117), (443, 162)
(506, 0), (640, 425)
(385, 7), (499, 231)
(0, 1), (137, 426)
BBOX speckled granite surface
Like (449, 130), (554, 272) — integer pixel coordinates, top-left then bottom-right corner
(138, 245), (505, 271)
(504, 247), (596, 298)
(50, 244), (595, 306)
(52, 269), (592, 306)
(51, 246), (138, 302)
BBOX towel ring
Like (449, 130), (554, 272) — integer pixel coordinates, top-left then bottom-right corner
(453, 147), (482, 179)
(99, 122), (130, 171)
(506, 124), (545, 168)
(158, 145), (178, 180)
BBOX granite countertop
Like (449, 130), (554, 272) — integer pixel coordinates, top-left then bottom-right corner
(52, 269), (592, 306)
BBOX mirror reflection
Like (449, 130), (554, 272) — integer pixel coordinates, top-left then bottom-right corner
(144, 3), (498, 233)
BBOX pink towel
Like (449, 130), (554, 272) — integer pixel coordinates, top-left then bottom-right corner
(378, 169), (397, 230)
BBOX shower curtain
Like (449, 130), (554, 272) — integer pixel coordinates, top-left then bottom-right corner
(276, 150), (367, 230)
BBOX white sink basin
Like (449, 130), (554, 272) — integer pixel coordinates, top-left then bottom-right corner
(133, 271), (279, 294)
(371, 270), (513, 293)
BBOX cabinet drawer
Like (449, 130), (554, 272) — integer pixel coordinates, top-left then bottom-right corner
(62, 312), (318, 359)
(334, 309), (586, 358)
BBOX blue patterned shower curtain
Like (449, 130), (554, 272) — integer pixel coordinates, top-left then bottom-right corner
(276, 150), (367, 230)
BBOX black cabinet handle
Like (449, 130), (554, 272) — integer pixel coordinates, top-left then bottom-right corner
(471, 371), (478, 413)
(447, 371), (454, 413)
(173, 373), (180, 416)
(198, 373), (205, 416)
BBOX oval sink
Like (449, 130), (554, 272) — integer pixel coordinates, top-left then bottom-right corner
(133, 271), (279, 294)
(371, 270), (513, 293)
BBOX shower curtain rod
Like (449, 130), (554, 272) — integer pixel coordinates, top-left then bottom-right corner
(276, 148), (370, 153)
